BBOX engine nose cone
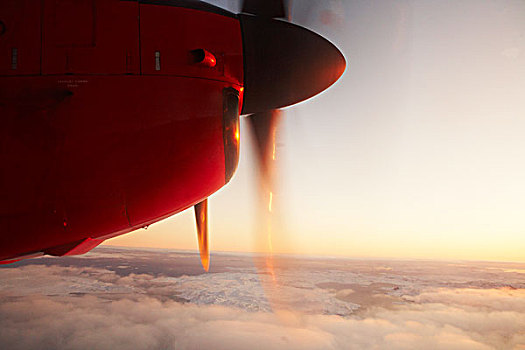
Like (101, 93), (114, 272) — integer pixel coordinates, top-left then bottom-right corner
(239, 14), (346, 115)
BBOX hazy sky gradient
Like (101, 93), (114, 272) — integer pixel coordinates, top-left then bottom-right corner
(107, 0), (525, 262)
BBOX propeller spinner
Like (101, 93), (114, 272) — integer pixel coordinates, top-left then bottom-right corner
(239, 14), (346, 114)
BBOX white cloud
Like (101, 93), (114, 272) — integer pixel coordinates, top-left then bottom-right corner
(1, 261), (525, 350)
(0, 295), (494, 350)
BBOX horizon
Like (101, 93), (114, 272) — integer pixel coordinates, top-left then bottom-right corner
(101, 243), (525, 265)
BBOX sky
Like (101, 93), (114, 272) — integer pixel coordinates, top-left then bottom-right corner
(107, 0), (525, 262)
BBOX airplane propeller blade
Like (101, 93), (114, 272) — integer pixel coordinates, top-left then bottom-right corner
(246, 109), (287, 311)
(194, 199), (210, 272)
(239, 0), (345, 311)
(246, 110), (282, 191)
(190, 0), (345, 274)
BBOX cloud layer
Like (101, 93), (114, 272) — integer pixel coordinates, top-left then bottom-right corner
(0, 250), (524, 350)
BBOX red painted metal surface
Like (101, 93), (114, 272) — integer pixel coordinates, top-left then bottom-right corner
(45, 237), (104, 256)
(0, 0), (244, 261)
(0, 0), (42, 75)
(140, 4), (242, 83)
(42, 0), (140, 75)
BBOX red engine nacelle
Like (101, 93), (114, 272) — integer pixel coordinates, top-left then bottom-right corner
(0, 0), (243, 261)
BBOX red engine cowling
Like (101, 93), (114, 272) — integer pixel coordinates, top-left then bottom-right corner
(0, 0), (243, 261)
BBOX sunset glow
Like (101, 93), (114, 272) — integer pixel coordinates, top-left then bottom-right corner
(107, 0), (525, 263)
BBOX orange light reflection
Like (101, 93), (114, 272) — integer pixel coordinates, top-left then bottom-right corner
(235, 129), (240, 142)
(266, 201), (276, 283)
